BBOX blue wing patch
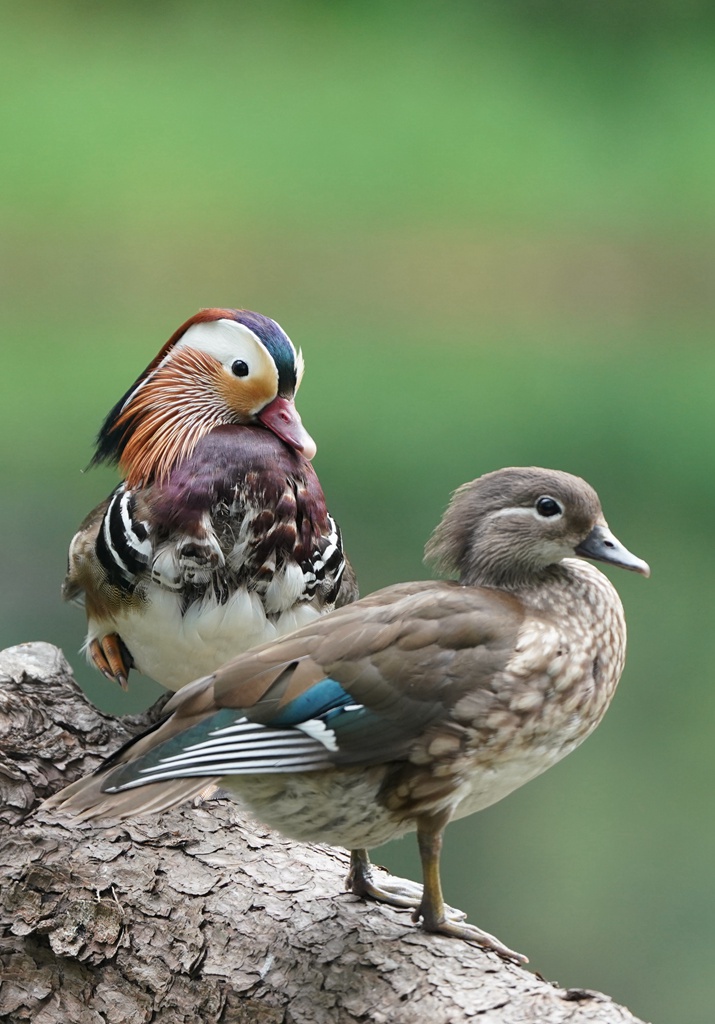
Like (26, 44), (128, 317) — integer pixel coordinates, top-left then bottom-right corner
(267, 677), (354, 726)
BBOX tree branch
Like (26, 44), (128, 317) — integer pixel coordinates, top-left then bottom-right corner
(0, 643), (648, 1024)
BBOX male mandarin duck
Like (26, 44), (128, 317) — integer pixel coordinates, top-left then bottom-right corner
(47, 467), (649, 962)
(64, 307), (356, 691)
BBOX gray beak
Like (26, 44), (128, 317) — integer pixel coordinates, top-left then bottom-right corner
(575, 524), (651, 577)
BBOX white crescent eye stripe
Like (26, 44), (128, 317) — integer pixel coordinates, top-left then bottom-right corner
(487, 506), (563, 522)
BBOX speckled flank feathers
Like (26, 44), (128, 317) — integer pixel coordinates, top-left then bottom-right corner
(48, 467), (648, 963)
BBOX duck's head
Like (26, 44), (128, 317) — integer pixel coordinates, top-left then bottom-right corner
(425, 466), (650, 589)
(92, 308), (315, 487)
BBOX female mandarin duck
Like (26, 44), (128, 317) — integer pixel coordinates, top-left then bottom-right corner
(64, 307), (356, 691)
(48, 467), (649, 963)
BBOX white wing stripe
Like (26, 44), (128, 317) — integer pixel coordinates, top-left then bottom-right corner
(151, 737), (321, 765)
(121, 752), (328, 789)
(206, 718), (261, 737)
(128, 717), (335, 786)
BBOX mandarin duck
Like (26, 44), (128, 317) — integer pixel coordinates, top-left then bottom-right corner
(46, 467), (649, 962)
(64, 307), (356, 691)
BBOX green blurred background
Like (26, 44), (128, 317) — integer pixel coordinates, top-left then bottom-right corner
(2, 2), (714, 1020)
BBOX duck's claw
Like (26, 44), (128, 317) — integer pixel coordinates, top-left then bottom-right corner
(89, 634), (132, 690)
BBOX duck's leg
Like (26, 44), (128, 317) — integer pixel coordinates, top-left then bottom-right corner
(347, 848), (424, 907)
(346, 848), (466, 920)
(414, 813), (528, 965)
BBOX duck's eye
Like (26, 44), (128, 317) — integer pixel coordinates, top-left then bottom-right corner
(231, 359), (249, 378)
(535, 496), (563, 518)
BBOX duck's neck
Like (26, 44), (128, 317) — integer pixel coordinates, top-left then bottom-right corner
(499, 558), (622, 624)
(460, 560), (570, 593)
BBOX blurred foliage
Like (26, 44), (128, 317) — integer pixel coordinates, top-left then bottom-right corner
(1, 3), (714, 1022)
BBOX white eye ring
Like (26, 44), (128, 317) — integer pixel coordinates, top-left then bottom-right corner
(535, 496), (563, 518)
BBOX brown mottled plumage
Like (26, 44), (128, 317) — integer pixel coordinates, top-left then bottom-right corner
(46, 467), (649, 963)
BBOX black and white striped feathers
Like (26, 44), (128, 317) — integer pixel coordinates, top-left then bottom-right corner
(94, 487), (152, 589)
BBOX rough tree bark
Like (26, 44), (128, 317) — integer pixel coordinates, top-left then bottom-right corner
(0, 643), (648, 1024)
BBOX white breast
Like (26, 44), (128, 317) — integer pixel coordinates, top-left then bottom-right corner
(87, 586), (323, 691)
